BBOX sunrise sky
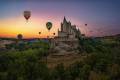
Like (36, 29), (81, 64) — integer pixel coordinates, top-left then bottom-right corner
(0, 0), (120, 38)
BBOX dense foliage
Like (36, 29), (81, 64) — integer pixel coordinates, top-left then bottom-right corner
(0, 38), (120, 80)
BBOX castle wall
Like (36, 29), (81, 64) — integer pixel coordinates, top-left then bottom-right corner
(58, 31), (67, 37)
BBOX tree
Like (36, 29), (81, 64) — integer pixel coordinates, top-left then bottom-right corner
(54, 63), (67, 80)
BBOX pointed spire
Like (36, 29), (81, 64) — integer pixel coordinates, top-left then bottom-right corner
(68, 21), (71, 26)
(63, 16), (67, 23)
(68, 21), (71, 24)
(77, 28), (81, 34)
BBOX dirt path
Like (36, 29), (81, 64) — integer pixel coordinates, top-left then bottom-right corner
(42, 53), (87, 68)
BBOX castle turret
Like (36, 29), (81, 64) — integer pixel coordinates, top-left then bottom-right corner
(63, 16), (68, 32)
(61, 23), (63, 31)
(63, 16), (67, 23)
(68, 21), (71, 26)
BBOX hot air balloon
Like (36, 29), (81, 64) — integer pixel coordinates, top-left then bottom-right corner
(24, 11), (31, 22)
(38, 32), (41, 39)
(85, 24), (87, 26)
(53, 33), (55, 35)
(46, 22), (52, 31)
(39, 32), (41, 35)
(17, 34), (23, 40)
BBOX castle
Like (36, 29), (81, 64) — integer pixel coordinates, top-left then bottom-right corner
(56, 17), (81, 41)
(51, 17), (82, 52)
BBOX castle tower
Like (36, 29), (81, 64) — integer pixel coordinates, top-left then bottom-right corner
(62, 16), (68, 32)
(68, 21), (71, 34)
(63, 16), (67, 23)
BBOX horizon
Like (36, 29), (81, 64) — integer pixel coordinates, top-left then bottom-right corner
(0, 0), (120, 38)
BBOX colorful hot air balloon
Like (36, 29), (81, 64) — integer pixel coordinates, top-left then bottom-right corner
(24, 11), (31, 22)
(46, 22), (52, 31)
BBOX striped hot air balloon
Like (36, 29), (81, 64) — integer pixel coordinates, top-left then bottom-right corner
(24, 11), (31, 22)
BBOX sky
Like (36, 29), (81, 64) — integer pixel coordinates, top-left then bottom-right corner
(0, 0), (120, 38)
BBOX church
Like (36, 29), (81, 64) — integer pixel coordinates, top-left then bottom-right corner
(56, 17), (81, 41)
